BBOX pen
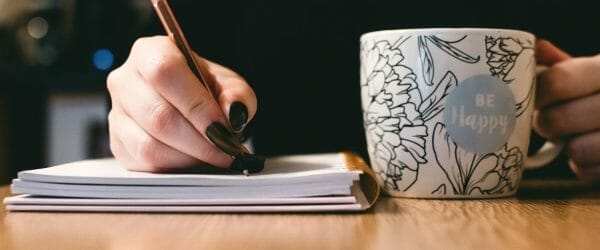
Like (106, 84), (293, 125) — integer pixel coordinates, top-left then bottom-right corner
(150, 0), (264, 175)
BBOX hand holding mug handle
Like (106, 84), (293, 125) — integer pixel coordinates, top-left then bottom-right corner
(524, 65), (563, 169)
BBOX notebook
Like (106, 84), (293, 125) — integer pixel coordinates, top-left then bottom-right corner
(4, 152), (380, 212)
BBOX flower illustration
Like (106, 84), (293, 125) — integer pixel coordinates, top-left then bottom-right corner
(361, 39), (428, 191)
(361, 35), (481, 193)
(431, 123), (523, 195)
(491, 145), (523, 193)
(485, 36), (535, 117)
(485, 36), (534, 82)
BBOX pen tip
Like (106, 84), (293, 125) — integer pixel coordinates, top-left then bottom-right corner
(230, 153), (265, 174)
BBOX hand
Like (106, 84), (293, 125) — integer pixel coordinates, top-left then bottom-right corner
(107, 36), (257, 172)
(533, 39), (600, 183)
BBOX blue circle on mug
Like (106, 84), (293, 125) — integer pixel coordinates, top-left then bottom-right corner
(443, 75), (516, 154)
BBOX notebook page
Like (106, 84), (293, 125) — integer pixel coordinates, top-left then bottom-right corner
(19, 153), (360, 186)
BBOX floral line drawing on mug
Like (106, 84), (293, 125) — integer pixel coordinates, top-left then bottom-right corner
(418, 35), (480, 87)
(361, 35), (480, 192)
(361, 31), (535, 195)
(361, 29), (560, 198)
(361, 36), (428, 192)
(485, 36), (535, 117)
(431, 122), (523, 195)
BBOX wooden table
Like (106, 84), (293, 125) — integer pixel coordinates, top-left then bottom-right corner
(1, 180), (599, 250)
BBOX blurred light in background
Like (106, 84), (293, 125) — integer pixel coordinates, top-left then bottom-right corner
(0, 0), (152, 183)
(27, 16), (48, 39)
(92, 48), (113, 71)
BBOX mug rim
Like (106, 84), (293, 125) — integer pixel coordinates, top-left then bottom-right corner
(360, 27), (535, 41)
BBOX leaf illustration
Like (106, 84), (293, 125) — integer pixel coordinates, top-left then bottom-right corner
(427, 36), (480, 64)
(432, 123), (460, 194)
(391, 35), (411, 50)
(456, 145), (477, 193)
(419, 71), (458, 121)
(418, 36), (434, 85)
(466, 154), (500, 194)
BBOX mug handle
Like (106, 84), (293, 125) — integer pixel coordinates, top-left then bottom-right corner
(524, 65), (564, 169)
(524, 139), (564, 169)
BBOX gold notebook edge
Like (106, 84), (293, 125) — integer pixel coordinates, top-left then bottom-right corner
(341, 151), (380, 209)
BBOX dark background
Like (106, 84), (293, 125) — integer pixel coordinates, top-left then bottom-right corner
(1, 0), (598, 183)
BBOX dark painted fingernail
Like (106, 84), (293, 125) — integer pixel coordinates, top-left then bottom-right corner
(229, 102), (248, 133)
(230, 153), (266, 174)
(206, 122), (243, 156)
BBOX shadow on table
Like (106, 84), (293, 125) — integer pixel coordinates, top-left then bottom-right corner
(516, 178), (600, 200)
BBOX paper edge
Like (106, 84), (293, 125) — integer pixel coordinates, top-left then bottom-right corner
(4, 183), (370, 213)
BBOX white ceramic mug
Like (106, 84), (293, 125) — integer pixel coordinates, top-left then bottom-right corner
(360, 28), (562, 198)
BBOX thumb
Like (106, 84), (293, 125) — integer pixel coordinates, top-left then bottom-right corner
(536, 39), (571, 66)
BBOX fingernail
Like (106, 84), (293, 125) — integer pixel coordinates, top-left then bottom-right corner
(206, 122), (243, 156)
(230, 153), (266, 174)
(229, 102), (248, 133)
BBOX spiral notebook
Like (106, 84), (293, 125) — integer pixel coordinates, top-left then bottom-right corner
(4, 152), (380, 212)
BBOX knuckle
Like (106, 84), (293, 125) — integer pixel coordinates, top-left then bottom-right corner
(144, 54), (181, 87)
(130, 38), (144, 53)
(135, 136), (163, 168)
(186, 97), (211, 120)
(147, 102), (178, 136)
(133, 36), (184, 88)
(106, 68), (122, 94)
(131, 36), (155, 54)
(132, 37), (147, 48)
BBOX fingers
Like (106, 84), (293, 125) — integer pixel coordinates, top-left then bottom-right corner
(566, 130), (600, 167)
(535, 55), (600, 108)
(127, 36), (249, 157)
(107, 35), (259, 171)
(533, 53), (600, 138)
(108, 109), (204, 172)
(535, 39), (571, 66)
(130, 36), (229, 135)
(533, 92), (600, 138)
(534, 40), (600, 183)
(107, 62), (233, 168)
(198, 56), (257, 133)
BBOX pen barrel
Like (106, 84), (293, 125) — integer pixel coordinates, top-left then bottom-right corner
(152, 0), (213, 97)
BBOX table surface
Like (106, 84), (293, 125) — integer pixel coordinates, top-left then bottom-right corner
(1, 180), (599, 250)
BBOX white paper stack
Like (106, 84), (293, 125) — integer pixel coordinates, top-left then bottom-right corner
(4, 153), (374, 212)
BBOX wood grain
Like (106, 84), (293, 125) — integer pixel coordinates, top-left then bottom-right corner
(1, 179), (599, 250)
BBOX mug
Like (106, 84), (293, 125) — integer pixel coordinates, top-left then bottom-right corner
(359, 28), (562, 198)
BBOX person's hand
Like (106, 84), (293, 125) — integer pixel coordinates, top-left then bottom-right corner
(107, 36), (257, 172)
(534, 39), (600, 183)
